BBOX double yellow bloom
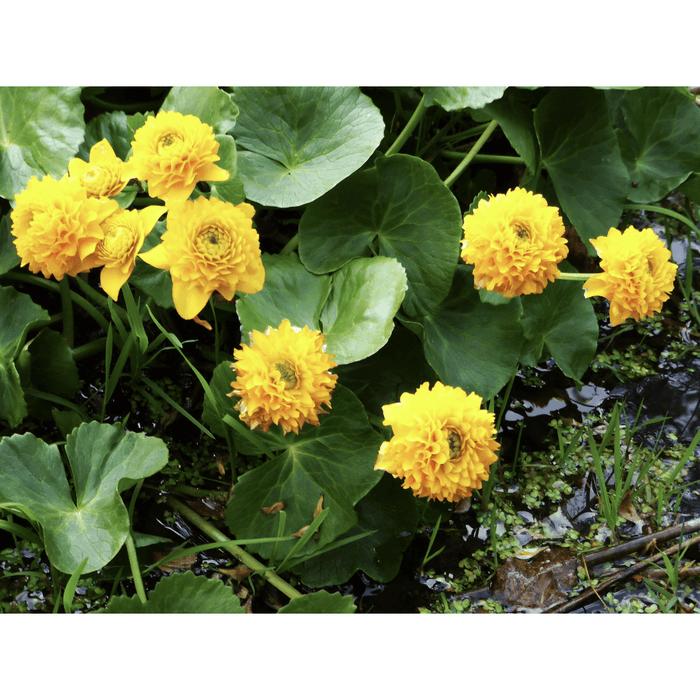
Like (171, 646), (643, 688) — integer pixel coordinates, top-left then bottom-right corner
(461, 187), (678, 327)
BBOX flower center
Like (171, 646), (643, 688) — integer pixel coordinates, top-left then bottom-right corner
(271, 361), (298, 389)
(446, 428), (462, 460)
(195, 227), (230, 258)
(99, 223), (135, 259)
(157, 133), (184, 155)
(82, 166), (101, 183)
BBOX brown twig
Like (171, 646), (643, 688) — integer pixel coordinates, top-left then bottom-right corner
(545, 530), (700, 613)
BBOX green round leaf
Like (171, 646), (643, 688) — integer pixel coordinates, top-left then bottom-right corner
(0, 87), (85, 200)
(518, 264), (599, 380)
(225, 385), (383, 563)
(0, 422), (169, 573)
(319, 257), (407, 364)
(299, 154), (463, 318)
(209, 134), (246, 205)
(610, 87), (700, 203)
(161, 86), (239, 134)
(236, 252), (332, 342)
(422, 87), (506, 111)
(278, 590), (356, 613)
(231, 87), (384, 207)
(0, 213), (20, 274)
(99, 571), (244, 613)
(413, 266), (525, 401)
(535, 88), (629, 252)
(77, 110), (132, 161)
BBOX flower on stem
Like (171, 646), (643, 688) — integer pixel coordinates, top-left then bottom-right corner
(68, 139), (128, 199)
(227, 319), (338, 435)
(583, 226), (677, 326)
(123, 111), (229, 204)
(11, 174), (119, 280)
(461, 187), (568, 297)
(375, 381), (499, 503)
(73, 206), (167, 301)
(138, 196), (264, 321)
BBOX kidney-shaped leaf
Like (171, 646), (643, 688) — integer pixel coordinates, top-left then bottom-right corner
(0, 86), (85, 200)
(161, 86), (239, 134)
(278, 590), (356, 613)
(225, 385), (383, 563)
(320, 257), (407, 364)
(422, 87), (506, 111)
(414, 265), (525, 401)
(231, 87), (384, 207)
(98, 570), (244, 613)
(299, 154), (463, 318)
(0, 422), (169, 573)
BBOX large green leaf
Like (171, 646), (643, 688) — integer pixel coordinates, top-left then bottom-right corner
(277, 590), (356, 613)
(225, 385), (384, 562)
(98, 570), (244, 613)
(412, 265), (525, 401)
(236, 253), (406, 365)
(299, 154), (463, 318)
(421, 87), (506, 111)
(296, 472), (418, 588)
(319, 257), (407, 364)
(231, 87), (384, 207)
(160, 86), (239, 134)
(0, 422), (169, 573)
(608, 87), (700, 204)
(535, 88), (629, 252)
(209, 134), (246, 205)
(0, 87), (85, 200)
(0, 212), (20, 274)
(0, 285), (50, 427)
(77, 110), (131, 161)
(518, 264), (599, 380)
(236, 252), (332, 342)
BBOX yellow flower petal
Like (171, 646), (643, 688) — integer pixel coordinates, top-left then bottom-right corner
(374, 382), (500, 503)
(582, 226), (677, 326)
(461, 187), (568, 297)
(68, 138), (128, 199)
(138, 196), (264, 320)
(227, 319), (338, 435)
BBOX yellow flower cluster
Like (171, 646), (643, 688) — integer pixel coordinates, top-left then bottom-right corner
(375, 382), (500, 502)
(583, 226), (678, 326)
(228, 320), (338, 435)
(10, 111), (263, 313)
(461, 188), (677, 326)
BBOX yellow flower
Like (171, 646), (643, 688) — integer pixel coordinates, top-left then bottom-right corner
(583, 226), (677, 326)
(374, 382), (499, 503)
(227, 319), (338, 435)
(73, 206), (167, 301)
(461, 187), (568, 297)
(138, 196), (264, 320)
(11, 174), (119, 280)
(68, 139), (128, 199)
(123, 111), (229, 204)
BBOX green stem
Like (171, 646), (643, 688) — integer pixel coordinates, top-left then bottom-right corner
(441, 151), (525, 165)
(622, 203), (700, 238)
(166, 495), (303, 600)
(71, 337), (108, 362)
(280, 234), (299, 255)
(58, 277), (74, 348)
(558, 272), (595, 281)
(125, 531), (148, 605)
(443, 120), (499, 189)
(385, 95), (428, 157)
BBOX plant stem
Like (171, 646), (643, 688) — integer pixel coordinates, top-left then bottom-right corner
(58, 276), (74, 348)
(125, 532), (148, 605)
(71, 337), (108, 362)
(558, 272), (594, 282)
(441, 151), (525, 165)
(622, 203), (700, 238)
(166, 495), (303, 600)
(443, 120), (499, 189)
(385, 95), (428, 157)
(280, 234), (299, 255)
